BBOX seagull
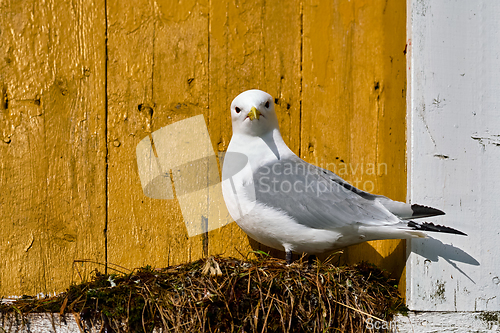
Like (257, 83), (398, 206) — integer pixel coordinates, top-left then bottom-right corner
(221, 89), (467, 264)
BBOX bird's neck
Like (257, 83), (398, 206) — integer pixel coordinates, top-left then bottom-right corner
(227, 129), (295, 169)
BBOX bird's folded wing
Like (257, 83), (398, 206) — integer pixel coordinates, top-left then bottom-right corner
(253, 156), (401, 230)
(315, 166), (445, 219)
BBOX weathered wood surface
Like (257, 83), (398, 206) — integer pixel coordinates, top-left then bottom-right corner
(394, 312), (500, 332)
(407, 0), (500, 311)
(301, 0), (407, 290)
(1, 0), (406, 296)
(3, 311), (498, 332)
(0, 0), (106, 296)
(0, 313), (82, 333)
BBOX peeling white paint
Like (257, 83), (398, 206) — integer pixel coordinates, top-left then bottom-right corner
(407, 0), (500, 312)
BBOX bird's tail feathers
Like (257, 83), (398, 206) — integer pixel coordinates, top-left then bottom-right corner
(410, 204), (445, 219)
(407, 220), (467, 236)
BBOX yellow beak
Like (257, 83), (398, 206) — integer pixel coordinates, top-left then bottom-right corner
(248, 106), (261, 120)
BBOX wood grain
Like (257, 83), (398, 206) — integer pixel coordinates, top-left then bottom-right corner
(0, 0), (106, 296)
(301, 0), (407, 292)
(206, 0), (303, 260)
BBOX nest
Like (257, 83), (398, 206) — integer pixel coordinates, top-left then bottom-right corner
(0, 255), (406, 332)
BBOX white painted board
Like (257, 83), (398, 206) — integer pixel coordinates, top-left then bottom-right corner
(407, 0), (500, 311)
(394, 312), (500, 332)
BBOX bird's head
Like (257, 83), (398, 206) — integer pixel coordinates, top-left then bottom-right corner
(230, 89), (280, 136)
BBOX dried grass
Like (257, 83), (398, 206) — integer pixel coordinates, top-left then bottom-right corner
(0, 255), (406, 332)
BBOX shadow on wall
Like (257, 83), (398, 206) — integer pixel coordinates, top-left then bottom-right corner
(412, 237), (479, 283)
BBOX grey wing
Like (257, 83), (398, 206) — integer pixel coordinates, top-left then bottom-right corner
(316, 167), (445, 219)
(253, 157), (400, 230)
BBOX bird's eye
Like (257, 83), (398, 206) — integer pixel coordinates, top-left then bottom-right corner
(265, 101), (270, 108)
(235, 107), (241, 113)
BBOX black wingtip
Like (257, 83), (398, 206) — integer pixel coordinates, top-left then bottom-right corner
(408, 221), (467, 236)
(411, 204), (446, 218)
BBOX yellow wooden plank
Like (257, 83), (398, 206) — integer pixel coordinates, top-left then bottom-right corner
(0, 0), (106, 295)
(263, 0), (303, 155)
(152, 0), (211, 265)
(106, 0), (167, 270)
(370, 0), (407, 296)
(302, 0), (407, 294)
(207, 0), (302, 260)
(106, 0), (212, 269)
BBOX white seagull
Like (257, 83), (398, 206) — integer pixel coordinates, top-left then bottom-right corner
(221, 89), (466, 264)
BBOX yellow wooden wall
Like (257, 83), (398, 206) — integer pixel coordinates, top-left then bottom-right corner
(0, 0), (406, 297)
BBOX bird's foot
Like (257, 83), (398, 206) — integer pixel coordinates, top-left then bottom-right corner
(308, 255), (316, 269)
(286, 251), (293, 265)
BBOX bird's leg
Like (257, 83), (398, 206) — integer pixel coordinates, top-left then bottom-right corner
(286, 251), (293, 265)
(308, 255), (316, 268)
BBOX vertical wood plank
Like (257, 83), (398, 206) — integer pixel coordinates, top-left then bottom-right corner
(407, 0), (499, 311)
(207, 0), (302, 259)
(263, 0), (303, 155)
(151, 0), (210, 265)
(0, 0), (106, 295)
(302, 0), (407, 291)
(106, 0), (212, 269)
(106, 0), (163, 270)
(206, 0), (263, 259)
